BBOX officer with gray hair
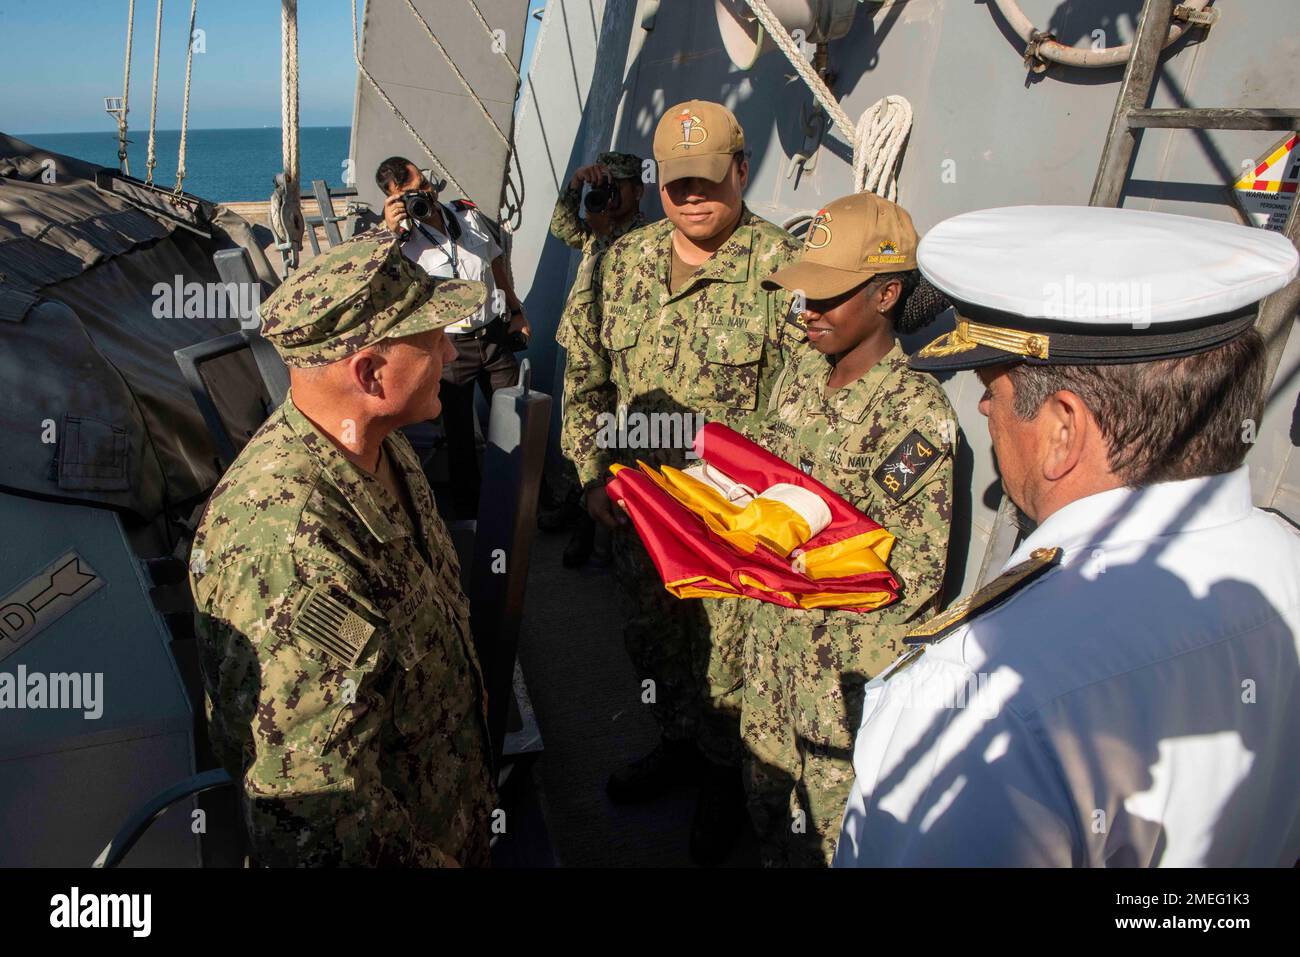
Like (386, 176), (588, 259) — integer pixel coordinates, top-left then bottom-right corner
(835, 205), (1300, 867)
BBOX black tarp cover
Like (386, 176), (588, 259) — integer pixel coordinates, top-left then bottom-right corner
(0, 132), (270, 520)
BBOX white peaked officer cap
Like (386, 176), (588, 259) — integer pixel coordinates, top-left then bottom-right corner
(909, 205), (1299, 372)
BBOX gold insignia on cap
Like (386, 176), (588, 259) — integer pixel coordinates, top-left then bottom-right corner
(675, 110), (708, 150)
(290, 587), (380, 668)
(867, 239), (908, 265)
(904, 546), (1062, 645)
(806, 209), (833, 249)
(917, 318), (1052, 361)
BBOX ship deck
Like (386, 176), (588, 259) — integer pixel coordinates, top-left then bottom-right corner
(511, 526), (760, 867)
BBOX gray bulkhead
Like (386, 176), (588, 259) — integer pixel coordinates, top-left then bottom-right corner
(509, 0), (1300, 595)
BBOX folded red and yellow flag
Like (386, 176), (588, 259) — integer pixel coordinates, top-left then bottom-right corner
(606, 423), (900, 612)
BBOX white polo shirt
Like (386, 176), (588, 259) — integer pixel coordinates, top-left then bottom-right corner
(401, 201), (503, 333)
(834, 466), (1300, 867)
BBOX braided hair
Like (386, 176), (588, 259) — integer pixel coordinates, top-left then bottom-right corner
(868, 269), (950, 335)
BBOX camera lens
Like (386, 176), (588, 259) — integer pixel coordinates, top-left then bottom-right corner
(584, 185), (611, 214)
(404, 191), (432, 220)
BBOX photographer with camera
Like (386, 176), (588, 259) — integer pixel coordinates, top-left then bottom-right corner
(544, 152), (648, 566)
(376, 156), (529, 519)
(551, 151), (648, 251)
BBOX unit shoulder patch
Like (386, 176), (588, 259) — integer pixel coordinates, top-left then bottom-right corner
(904, 546), (1063, 646)
(872, 429), (943, 501)
(290, 586), (383, 668)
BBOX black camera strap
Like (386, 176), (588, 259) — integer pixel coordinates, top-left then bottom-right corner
(415, 219), (460, 278)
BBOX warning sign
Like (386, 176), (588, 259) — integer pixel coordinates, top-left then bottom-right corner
(1231, 132), (1298, 233)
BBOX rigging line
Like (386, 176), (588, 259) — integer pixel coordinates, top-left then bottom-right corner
(401, 0), (511, 149)
(174, 0), (198, 195)
(118, 0), (136, 175)
(145, 0), (164, 186)
(741, 0), (856, 145)
(465, 0), (521, 77)
(350, 0), (466, 196)
(282, 0), (299, 192)
(852, 95), (912, 202)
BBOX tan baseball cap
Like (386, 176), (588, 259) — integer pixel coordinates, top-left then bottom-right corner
(653, 100), (746, 185)
(763, 192), (919, 300)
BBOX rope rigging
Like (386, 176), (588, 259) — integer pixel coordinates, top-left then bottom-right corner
(742, 0), (912, 201)
(145, 0), (164, 185)
(117, 0), (136, 176)
(466, 0), (521, 79)
(851, 94), (912, 202)
(350, 0), (466, 197)
(401, 0), (512, 149)
(270, 0), (306, 269)
(173, 0), (198, 196)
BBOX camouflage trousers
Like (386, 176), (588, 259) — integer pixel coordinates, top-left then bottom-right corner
(740, 601), (903, 867)
(611, 526), (747, 768)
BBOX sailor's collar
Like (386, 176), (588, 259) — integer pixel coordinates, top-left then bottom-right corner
(1005, 466), (1255, 569)
(282, 390), (410, 545)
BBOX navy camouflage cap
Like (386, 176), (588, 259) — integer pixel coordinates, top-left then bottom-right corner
(259, 233), (486, 367)
(597, 151), (644, 181)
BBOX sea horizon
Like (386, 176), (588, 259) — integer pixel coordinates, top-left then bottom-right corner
(16, 125), (347, 136)
(14, 126), (355, 203)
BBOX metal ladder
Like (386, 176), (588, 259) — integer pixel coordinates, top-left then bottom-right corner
(975, 0), (1300, 588)
(1091, 0), (1300, 384)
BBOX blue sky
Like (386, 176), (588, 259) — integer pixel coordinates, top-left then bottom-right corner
(3, 0), (545, 135)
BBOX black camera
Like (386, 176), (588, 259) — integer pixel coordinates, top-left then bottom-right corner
(402, 190), (434, 221)
(583, 182), (621, 214)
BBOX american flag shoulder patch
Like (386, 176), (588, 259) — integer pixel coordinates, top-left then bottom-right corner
(290, 587), (380, 668)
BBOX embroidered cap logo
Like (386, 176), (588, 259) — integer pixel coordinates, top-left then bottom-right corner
(807, 209), (833, 249)
(675, 110), (708, 150)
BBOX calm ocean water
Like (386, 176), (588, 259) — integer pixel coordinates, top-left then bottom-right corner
(16, 127), (353, 202)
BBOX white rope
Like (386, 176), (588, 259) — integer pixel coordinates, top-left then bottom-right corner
(852, 95), (912, 201)
(401, 0), (510, 148)
(145, 0), (164, 185)
(742, 0), (856, 144)
(174, 0), (198, 195)
(281, 0), (300, 196)
(118, 0), (136, 175)
(742, 0), (912, 200)
(350, 0), (466, 196)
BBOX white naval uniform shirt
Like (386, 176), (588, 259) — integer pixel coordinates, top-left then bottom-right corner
(400, 202), (503, 333)
(834, 466), (1300, 867)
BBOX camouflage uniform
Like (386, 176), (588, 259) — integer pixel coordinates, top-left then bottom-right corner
(551, 152), (648, 502)
(560, 206), (800, 765)
(189, 234), (495, 867)
(742, 341), (955, 865)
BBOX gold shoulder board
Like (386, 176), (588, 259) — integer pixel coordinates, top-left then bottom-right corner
(904, 547), (1062, 646)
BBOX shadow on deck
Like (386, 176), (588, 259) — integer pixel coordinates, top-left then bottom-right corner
(510, 528), (760, 868)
